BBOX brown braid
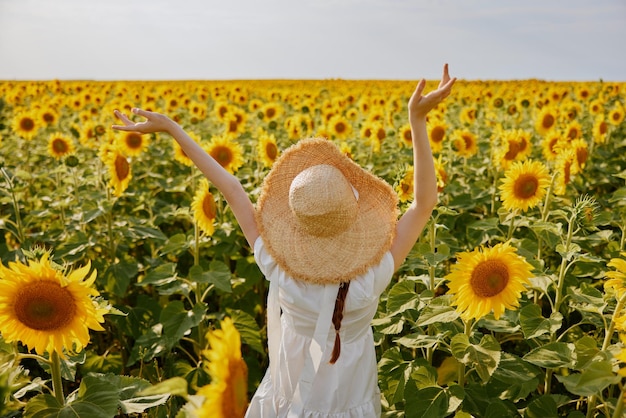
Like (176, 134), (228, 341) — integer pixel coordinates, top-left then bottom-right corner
(329, 281), (350, 364)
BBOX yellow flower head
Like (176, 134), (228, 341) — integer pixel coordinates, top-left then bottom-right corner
(196, 317), (248, 418)
(116, 130), (148, 157)
(446, 243), (534, 321)
(206, 134), (244, 174)
(102, 146), (132, 197)
(499, 160), (551, 212)
(11, 110), (39, 140)
(395, 165), (414, 203)
(191, 179), (217, 236)
(47, 132), (76, 160)
(605, 252), (626, 299)
(0, 253), (107, 356)
(257, 131), (280, 168)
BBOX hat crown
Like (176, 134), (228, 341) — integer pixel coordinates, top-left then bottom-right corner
(288, 164), (358, 237)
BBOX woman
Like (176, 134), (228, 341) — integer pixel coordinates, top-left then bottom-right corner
(112, 64), (455, 417)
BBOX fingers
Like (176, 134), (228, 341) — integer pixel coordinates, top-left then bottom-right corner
(413, 79), (426, 97)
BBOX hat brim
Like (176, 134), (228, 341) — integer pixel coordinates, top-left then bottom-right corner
(256, 137), (399, 284)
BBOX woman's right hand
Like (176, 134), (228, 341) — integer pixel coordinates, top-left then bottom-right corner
(112, 108), (176, 135)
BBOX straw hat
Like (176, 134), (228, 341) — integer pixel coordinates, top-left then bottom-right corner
(256, 137), (399, 284)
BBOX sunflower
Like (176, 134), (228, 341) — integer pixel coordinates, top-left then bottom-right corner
(564, 121), (583, 141)
(257, 132), (279, 168)
(588, 99), (604, 116)
(569, 138), (589, 170)
(11, 111), (39, 140)
(224, 108), (247, 136)
(38, 106), (60, 127)
(541, 133), (564, 162)
(47, 132), (75, 160)
(605, 252), (626, 299)
(434, 155), (447, 192)
(205, 134), (244, 174)
(116, 131), (148, 157)
(195, 317), (248, 418)
(260, 102), (283, 122)
(103, 147), (132, 197)
(191, 179), (217, 236)
(459, 107), (477, 125)
(395, 165), (414, 203)
(553, 149), (577, 196)
(499, 160), (551, 212)
(608, 105), (625, 126)
(452, 130), (478, 158)
(446, 243), (533, 321)
(0, 253), (107, 356)
(327, 114), (353, 141)
(535, 106), (558, 136)
(593, 116), (609, 144)
(398, 123), (412, 147)
(427, 119), (447, 153)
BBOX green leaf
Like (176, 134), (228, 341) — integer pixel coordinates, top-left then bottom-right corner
(189, 260), (232, 293)
(519, 303), (563, 339)
(25, 374), (120, 418)
(138, 263), (179, 287)
(555, 361), (621, 397)
(372, 314), (405, 335)
(395, 332), (448, 350)
(415, 295), (459, 326)
(160, 301), (206, 343)
(405, 386), (456, 418)
(138, 377), (188, 398)
(524, 395), (558, 418)
(523, 342), (576, 368)
(378, 348), (413, 405)
(104, 260), (139, 297)
(161, 233), (190, 255)
(556, 243), (582, 261)
(489, 353), (542, 403)
(107, 374), (170, 414)
(451, 334), (501, 383)
(386, 280), (421, 315)
(225, 308), (264, 354)
(573, 336), (604, 370)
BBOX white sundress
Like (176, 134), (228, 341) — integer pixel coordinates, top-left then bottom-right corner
(245, 237), (394, 418)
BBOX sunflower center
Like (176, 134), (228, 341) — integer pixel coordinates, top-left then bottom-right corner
(265, 142), (278, 160)
(212, 146), (233, 167)
(115, 155), (130, 180)
(376, 128), (386, 141)
(542, 114), (555, 129)
(265, 108), (276, 119)
(21, 117), (35, 131)
(126, 133), (143, 149)
(335, 122), (346, 134)
(202, 194), (216, 219)
(431, 126), (445, 143)
(403, 130), (412, 143)
(52, 138), (68, 153)
(43, 112), (55, 123)
(222, 359), (248, 416)
(504, 141), (520, 160)
(513, 174), (539, 199)
(470, 260), (509, 297)
(14, 281), (76, 330)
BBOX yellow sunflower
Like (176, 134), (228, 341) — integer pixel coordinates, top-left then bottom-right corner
(205, 135), (244, 174)
(38, 106), (60, 127)
(195, 317), (248, 418)
(398, 123), (412, 148)
(0, 253), (107, 356)
(608, 105), (625, 126)
(499, 160), (551, 212)
(395, 165), (414, 203)
(103, 147), (132, 197)
(327, 114), (353, 141)
(605, 252), (626, 299)
(593, 116), (609, 144)
(434, 155), (447, 192)
(535, 106), (558, 136)
(257, 132), (279, 168)
(446, 243), (533, 321)
(47, 132), (76, 160)
(427, 119), (447, 153)
(11, 110), (39, 140)
(541, 133), (564, 162)
(191, 179), (217, 236)
(116, 131), (148, 157)
(451, 130), (478, 158)
(553, 149), (577, 196)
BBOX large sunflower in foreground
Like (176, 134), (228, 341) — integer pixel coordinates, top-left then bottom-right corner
(499, 160), (551, 212)
(0, 253), (107, 356)
(191, 179), (217, 236)
(205, 135), (244, 174)
(604, 252), (626, 299)
(195, 317), (248, 418)
(446, 243), (534, 321)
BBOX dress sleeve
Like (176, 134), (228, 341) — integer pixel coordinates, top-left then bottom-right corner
(372, 252), (395, 297)
(253, 236), (279, 282)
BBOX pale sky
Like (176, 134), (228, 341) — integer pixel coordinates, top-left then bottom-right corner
(0, 0), (624, 81)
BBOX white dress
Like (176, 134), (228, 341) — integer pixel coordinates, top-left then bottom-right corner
(245, 237), (394, 418)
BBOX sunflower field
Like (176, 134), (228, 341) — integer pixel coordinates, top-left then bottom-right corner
(0, 77), (625, 418)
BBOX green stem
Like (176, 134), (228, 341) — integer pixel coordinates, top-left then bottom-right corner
(1, 167), (25, 243)
(537, 174), (555, 261)
(612, 383), (625, 418)
(50, 351), (65, 405)
(458, 319), (473, 387)
(553, 212), (577, 317)
(506, 210), (517, 241)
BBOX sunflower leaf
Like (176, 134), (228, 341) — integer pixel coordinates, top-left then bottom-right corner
(523, 342), (576, 368)
(555, 361), (620, 397)
(519, 304), (563, 339)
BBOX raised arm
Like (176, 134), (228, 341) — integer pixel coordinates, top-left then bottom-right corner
(112, 108), (260, 247)
(390, 64), (456, 271)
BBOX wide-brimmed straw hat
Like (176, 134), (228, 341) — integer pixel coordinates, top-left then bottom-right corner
(255, 137), (399, 284)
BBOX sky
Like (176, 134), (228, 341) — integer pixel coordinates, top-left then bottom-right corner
(0, 0), (624, 81)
